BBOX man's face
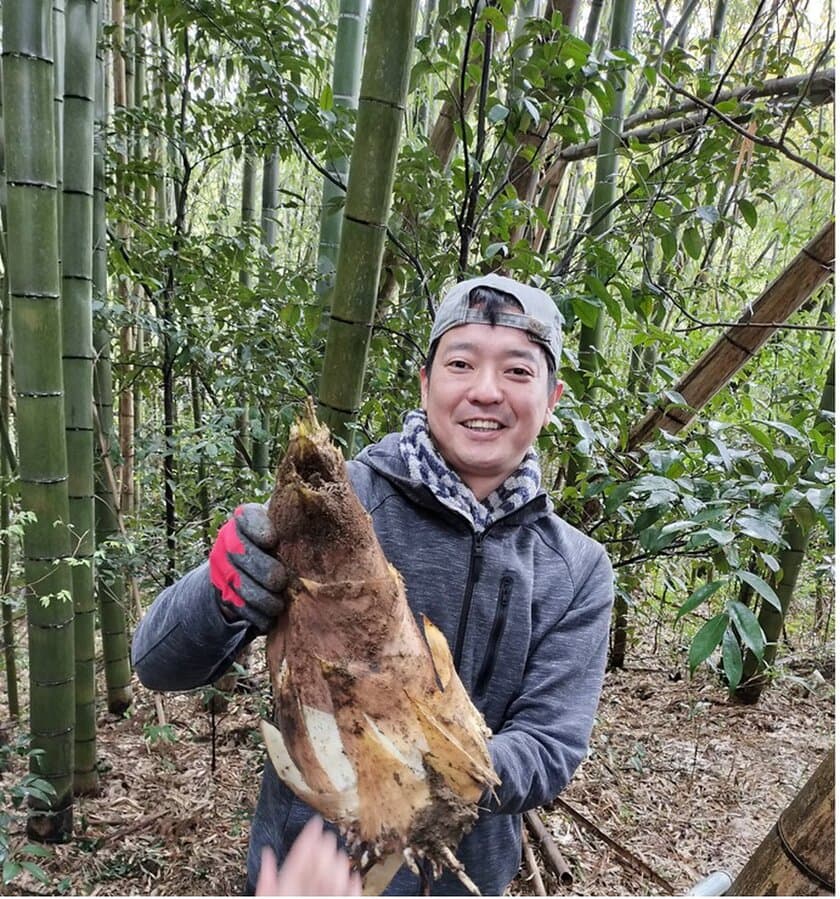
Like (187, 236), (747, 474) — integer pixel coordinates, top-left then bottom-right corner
(419, 323), (563, 500)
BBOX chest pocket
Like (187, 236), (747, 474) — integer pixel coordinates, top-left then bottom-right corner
(472, 572), (514, 700)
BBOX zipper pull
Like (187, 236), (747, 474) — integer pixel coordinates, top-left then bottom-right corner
(472, 534), (485, 578)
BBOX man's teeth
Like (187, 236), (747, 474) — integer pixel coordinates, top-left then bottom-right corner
(463, 420), (502, 431)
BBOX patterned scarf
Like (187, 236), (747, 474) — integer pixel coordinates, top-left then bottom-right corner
(398, 409), (542, 532)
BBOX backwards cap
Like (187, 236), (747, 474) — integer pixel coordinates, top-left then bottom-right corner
(428, 273), (562, 369)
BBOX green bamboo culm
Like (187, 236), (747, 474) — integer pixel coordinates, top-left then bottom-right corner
(0, 55), (22, 720)
(318, 0), (421, 451)
(316, 0), (368, 317)
(0, 64), (21, 719)
(577, 0), (635, 392)
(565, 0), (635, 494)
(2, 0), (76, 841)
(253, 149), (281, 485)
(92, 0), (132, 716)
(62, 0), (100, 796)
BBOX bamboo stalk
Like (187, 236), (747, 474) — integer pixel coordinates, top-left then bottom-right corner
(525, 808), (574, 886)
(521, 821), (548, 896)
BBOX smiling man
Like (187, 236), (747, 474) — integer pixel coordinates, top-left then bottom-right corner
(132, 273), (614, 896)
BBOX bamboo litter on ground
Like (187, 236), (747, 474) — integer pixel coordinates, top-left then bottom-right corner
(2, 627), (833, 896)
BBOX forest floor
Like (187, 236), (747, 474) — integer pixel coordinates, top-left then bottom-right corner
(2, 627), (834, 897)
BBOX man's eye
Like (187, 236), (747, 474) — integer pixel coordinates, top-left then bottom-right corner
(447, 360), (470, 369)
(509, 367), (533, 377)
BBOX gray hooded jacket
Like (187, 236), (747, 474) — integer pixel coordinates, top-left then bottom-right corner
(132, 432), (613, 895)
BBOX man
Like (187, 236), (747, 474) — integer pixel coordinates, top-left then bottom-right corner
(132, 273), (614, 895)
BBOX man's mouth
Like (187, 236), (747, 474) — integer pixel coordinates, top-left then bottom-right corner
(461, 419), (503, 431)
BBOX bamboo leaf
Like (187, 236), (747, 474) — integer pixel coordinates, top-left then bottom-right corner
(727, 600), (765, 659)
(676, 579), (725, 620)
(738, 198), (758, 229)
(688, 614), (729, 672)
(721, 627), (743, 688)
(682, 227), (703, 259)
(734, 570), (782, 611)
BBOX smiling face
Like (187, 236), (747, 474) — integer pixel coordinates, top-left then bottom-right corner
(420, 323), (563, 500)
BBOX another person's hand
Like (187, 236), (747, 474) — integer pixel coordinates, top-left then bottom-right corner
(209, 503), (287, 634)
(255, 816), (362, 896)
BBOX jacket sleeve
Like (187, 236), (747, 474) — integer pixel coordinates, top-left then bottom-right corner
(486, 545), (613, 815)
(132, 561), (255, 691)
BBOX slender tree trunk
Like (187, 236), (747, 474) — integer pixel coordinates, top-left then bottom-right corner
(577, 0), (635, 390)
(189, 364), (211, 549)
(62, 0), (100, 796)
(318, 0), (421, 450)
(130, 12), (146, 515)
(253, 150), (281, 484)
(3, 0), (76, 841)
(112, 0), (135, 519)
(316, 0), (368, 317)
(0, 151), (20, 720)
(0, 60), (21, 722)
(92, 0), (132, 715)
(704, 0), (729, 74)
(627, 0), (701, 117)
(235, 153), (256, 474)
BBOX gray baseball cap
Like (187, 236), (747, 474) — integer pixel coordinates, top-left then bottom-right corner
(428, 273), (563, 369)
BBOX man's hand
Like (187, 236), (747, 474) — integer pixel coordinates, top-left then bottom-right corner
(256, 817), (361, 896)
(209, 503), (287, 634)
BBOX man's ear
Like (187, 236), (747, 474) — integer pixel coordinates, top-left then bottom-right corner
(419, 366), (429, 410)
(543, 381), (563, 426)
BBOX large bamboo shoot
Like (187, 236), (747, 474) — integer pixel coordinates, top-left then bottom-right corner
(261, 402), (499, 895)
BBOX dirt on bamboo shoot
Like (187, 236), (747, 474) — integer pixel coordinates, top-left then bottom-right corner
(260, 401), (499, 895)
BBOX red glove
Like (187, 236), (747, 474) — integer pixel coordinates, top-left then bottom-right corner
(209, 504), (287, 634)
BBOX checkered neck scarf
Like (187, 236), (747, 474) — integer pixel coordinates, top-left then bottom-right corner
(398, 409), (542, 532)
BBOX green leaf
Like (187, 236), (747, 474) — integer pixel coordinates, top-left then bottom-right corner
(682, 227), (703, 259)
(721, 627), (743, 687)
(734, 570), (781, 611)
(688, 614), (729, 672)
(806, 486), (833, 512)
(3, 861), (22, 884)
(488, 103), (510, 123)
(571, 296), (601, 329)
(481, 5), (508, 32)
(660, 230), (677, 262)
(740, 423), (774, 453)
(727, 600), (765, 659)
(738, 198), (758, 229)
(20, 861), (50, 884)
(735, 510), (782, 543)
(676, 579), (725, 620)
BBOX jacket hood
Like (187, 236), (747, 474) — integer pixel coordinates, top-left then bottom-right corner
(353, 431), (555, 528)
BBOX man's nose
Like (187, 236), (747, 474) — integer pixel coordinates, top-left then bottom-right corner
(467, 369), (503, 403)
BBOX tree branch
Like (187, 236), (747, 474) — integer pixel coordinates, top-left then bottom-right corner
(657, 73), (834, 182)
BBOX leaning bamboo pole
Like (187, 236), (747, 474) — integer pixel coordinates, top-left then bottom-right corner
(627, 220), (835, 449)
(3, 0), (76, 841)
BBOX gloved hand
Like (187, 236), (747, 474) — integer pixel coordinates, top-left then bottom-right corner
(209, 503), (288, 634)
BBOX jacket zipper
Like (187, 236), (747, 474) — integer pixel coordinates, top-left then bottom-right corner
(473, 574), (513, 697)
(452, 532), (485, 672)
